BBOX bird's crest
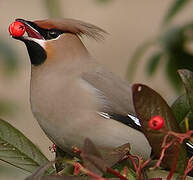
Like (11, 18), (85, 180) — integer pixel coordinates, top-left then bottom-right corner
(34, 18), (107, 41)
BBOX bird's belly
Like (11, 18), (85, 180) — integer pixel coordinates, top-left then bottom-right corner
(31, 104), (151, 159)
(30, 75), (151, 159)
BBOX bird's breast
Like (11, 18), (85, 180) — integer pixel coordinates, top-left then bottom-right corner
(30, 68), (102, 147)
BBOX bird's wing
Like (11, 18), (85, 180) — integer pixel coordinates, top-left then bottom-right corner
(81, 66), (141, 131)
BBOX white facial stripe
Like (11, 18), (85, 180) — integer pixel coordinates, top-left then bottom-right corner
(48, 34), (61, 41)
(24, 34), (61, 48)
(25, 37), (46, 48)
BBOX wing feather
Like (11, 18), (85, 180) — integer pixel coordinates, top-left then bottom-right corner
(81, 67), (138, 128)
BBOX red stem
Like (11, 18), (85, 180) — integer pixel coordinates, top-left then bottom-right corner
(137, 159), (151, 180)
(168, 130), (193, 143)
(106, 167), (128, 180)
(154, 139), (175, 168)
(182, 156), (193, 180)
(128, 155), (138, 171)
(166, 143), (179, 180)
(73, 162), (106, 180)
(123, 166), (128, 177)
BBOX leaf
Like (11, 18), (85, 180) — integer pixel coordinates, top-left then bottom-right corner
(146, 52), (163, 76)
(105, 160), (135, 179)
(178, 69), (193, 133)
(147, 169), (193, 180)
(104, 143), (130, 167)
(160, 26), (185, 51)
(165, 49), (193, 92)
(178, 69), (193, 112)
(120, 167), (137, 180)
(0, 119), (49, 173)
(25, 161), (55, 180)
(132, 84), (187, 172)
(55, 146), (72, 173)
(165, 55), (182, 92)
(163, 0), (191, 25)
(81, 138), (131, 176)
(103, 144), (131, 179)
(54, 145), (76, 175)
(41, 176), (90, 180)
(174, 108), (193, 133)
(81, 138), (107, 175)
(26, 160), (83, 180)
(171, 94), (190, 125)
(177, 111), (193, 134)
(185, 111), (193, 130)
(127, 39), (156, 82)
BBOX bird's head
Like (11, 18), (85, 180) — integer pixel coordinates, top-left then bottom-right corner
(11, 18), (106, 66)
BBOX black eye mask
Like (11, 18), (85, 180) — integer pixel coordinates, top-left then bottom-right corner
(37, 28), (64, 40)
(19, 20), (64, 40)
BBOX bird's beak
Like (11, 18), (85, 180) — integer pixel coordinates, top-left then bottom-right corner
(14, 18), (44, 40)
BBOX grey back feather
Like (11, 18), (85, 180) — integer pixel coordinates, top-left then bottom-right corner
(81, 65), (136, 116)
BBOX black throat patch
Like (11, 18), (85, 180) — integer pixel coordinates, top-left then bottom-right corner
(24, 40), (47, 66)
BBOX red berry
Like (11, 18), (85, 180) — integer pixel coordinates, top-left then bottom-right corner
(49, 144), (56, 152)
(52, 144), (56, 152)
(9, 21), (26, 37)
(149, 115), (165, 130)
(73, 163), (81, 175)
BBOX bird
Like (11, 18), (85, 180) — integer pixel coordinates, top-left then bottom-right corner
(11, 18), (153, 159)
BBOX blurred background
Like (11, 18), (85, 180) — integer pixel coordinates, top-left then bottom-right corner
(1, 0), (193, 179)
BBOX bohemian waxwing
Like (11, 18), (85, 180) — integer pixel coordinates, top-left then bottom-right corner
(11, 18), (152, 159)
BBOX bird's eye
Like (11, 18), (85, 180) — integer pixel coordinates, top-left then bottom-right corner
(47, 30), (60, 39)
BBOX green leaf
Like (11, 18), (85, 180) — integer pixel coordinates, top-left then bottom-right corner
(147, 169), (193, 180)
(186, 111), (193, 130)
(178, 111), (193, 132)
(132, 84), (187, 173)
(0, 119), (49, 173)
(55, 146), (71, 173)
(163, 0), (191, 25)
(171, 94), (190, 125)
(178, 69), (193, 112)
(121, 167), (137, 180)
(25, 161), (54, 180)
(146, 52), (163, 76)
(160, 26), (185, 51)
(165, 55), (182, 92)
(127, 39), (156, 82)
(26, 159), (89, 180)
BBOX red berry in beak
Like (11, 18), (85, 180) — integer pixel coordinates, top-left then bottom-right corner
(149, 115), (165, 130)
(9, 21), (26, 37)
